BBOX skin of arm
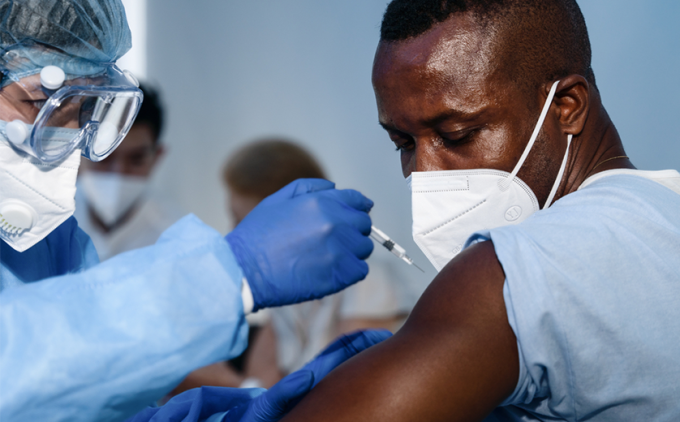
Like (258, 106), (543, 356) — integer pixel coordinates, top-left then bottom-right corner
(281, 240), (519, 422)
(244, 322), (285, 388)
(243, 316), (402, 389)
(336, 315), (405, 338)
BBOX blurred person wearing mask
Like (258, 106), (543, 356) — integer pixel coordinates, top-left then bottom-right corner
(0, 1), (386, 421)
(222, 139), (416, 388)
(75, 83), (183, 261)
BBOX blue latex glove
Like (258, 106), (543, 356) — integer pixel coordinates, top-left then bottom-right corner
(124, 329), (391, 422)
(125, 387), (262, 422)
(226, 179), (374, 311)
(225, 329), (393, 422)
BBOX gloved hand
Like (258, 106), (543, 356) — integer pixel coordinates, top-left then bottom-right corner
(225, 329), (392, 422)
(123, 330), (391, 422)
(225, 178), (374, 311)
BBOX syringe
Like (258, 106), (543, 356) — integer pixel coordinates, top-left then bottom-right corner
(370, 225), (424, 272)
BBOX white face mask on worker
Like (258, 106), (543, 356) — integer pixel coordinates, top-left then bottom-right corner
(78, 171), (149, 228)
(0, 143), (81, 252)
(409, 81), (572, 272)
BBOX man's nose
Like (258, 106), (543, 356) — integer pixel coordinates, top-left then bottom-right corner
(414, 140), (449, 172)
(95, 157), (124, 173)
(108, 160), (124, 173)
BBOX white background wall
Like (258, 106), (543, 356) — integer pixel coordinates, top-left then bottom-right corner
(129, 0), (679, 286)
(117, 0), (146, 79)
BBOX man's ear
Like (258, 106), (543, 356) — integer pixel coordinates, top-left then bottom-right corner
(554, 75), (590, 137)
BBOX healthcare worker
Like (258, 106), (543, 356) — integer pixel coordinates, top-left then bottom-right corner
(75, 83), (184, 262)
(0, 1), (377, 421)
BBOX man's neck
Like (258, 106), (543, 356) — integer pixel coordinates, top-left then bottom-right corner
(560, 90), (636, 198)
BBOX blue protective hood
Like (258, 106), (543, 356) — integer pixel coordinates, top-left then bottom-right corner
(0, 0), (132, 85)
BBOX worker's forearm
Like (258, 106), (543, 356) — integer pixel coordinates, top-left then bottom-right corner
(0, 215), (249, 422)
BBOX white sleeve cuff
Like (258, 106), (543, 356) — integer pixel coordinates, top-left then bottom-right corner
(239, 377), (264, 389)
(241, 277), (254, 315)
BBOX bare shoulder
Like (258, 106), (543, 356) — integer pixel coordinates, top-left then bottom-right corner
(282, 241), (519, 422)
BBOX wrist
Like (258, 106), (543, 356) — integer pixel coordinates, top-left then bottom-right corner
(225, 232), (265, 311)
(239, 377), (264, 389)
(241, 278), (254, 315)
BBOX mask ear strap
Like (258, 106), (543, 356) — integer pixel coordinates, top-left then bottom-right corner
(543, 134), (573, 209)
(501, 81), (561, 190)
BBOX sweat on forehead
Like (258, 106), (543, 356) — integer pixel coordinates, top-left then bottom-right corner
(379, 0), (595, 95)
(374, 14), (498, 90)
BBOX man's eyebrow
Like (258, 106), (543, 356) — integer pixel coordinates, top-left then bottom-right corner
(422, 109), (481, 127)
(379, 109), (482, 132)
(379, 121), (399, 132)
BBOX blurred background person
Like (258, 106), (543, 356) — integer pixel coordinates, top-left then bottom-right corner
(223, 138), (415, 388)
(167, 138), (415, 395)
(75, 83), (184, 261)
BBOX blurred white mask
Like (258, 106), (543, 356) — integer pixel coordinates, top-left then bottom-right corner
(78, 172), (148, 228)
(408, 81), (572, 271)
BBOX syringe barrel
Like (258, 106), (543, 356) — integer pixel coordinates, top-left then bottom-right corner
(371, 226), (405, 257)
(390, 242), (407, 258)
(369, 226), (390, 244)
(370, 225), (420, 270)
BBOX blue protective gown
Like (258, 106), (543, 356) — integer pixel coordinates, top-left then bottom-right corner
(0, 214), (249, 422)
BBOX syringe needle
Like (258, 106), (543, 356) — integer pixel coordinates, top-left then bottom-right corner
(370, 225), (425, 272)
(400, 254), (425, 273)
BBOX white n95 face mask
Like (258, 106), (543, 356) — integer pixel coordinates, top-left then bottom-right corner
(410, 81), (572, 271)
(78, 171), (149, 228)
(0, 143), (81, 252)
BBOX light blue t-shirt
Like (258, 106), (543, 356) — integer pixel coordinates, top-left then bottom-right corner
(475, 170), (680, 421)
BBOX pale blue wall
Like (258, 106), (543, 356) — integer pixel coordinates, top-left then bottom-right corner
(145, 1), (679, 284)
(579, 1), (680, 171)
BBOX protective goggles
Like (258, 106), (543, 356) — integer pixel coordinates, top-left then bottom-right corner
(0, 64), (143, 164)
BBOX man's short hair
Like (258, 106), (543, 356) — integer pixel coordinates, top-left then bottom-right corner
(223, 139), (327, 200)
(134, 83), (164, 145)
(380, 0), (595, 95)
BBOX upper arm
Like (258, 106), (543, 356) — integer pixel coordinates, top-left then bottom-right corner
(336, 316), (405, 337)
(281, 240), (519, 422)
